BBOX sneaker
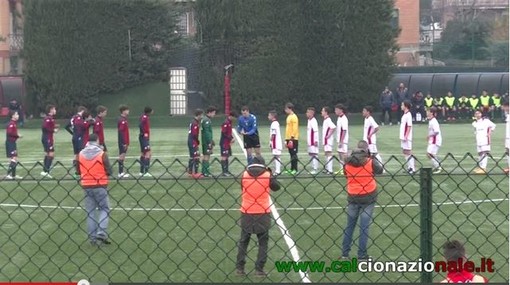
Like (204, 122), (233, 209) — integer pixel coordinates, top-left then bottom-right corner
(235, 269), (246, 277)
(324, 170), (334, 175)
(221, 172), (232, 177)
(40, 172), (53, 179)
(95, 237), (111, 245)
(339, 256), (350, 261)
(273, 172), (281, 176)
(14, 175), (23, 179)
(118, 173), (130, 178)
(140, 173), (153, 178)
(334, 169), (344, 175)
(72, 174), (80, 180)
(432, 167), (442, 174)
(289, 170), (297, 175)
(192, 173), (204, 179)
(503, 168), (509, 174)
(407, 168), (416, 175)
(358, 256), (373, 262)
(254, 270), (268, 278)
(389, 122), (393, 126)
(309, 170), (317, 175)
(5, 175), (14, 180)
(473, 168), (487, 174)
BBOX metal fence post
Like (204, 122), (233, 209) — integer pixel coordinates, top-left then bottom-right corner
(420, 168), (433, 283)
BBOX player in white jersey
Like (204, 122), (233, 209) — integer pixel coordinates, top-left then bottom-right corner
(335, 104), (349, 175)
(306, 107), (320, 175)
(472, 109), (496, 174)
(400, 100), (416, 174)
(268, 110), (283, 175)
(362, 106), (382, 166)
(321, 106), (336, 174)
(426, 107), (442, 174)
(502, 101), (509, 174)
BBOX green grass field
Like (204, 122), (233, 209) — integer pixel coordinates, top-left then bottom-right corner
(0, 121), (507, 283)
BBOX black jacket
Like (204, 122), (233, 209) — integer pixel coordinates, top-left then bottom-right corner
(245, 164), (281, 191)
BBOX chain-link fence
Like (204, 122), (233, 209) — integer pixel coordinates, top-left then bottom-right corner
(0, 154), (508, 283)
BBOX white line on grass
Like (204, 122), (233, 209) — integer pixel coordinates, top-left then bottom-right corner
(232, 129), (311, 283)
(0, 197), (506, 212)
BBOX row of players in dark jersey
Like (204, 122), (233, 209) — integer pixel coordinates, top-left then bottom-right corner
(4, 104), (154, 179)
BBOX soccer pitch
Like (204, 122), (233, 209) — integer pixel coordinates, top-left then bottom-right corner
(0, 122), (508, 283)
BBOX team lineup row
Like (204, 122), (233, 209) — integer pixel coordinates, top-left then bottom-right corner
(4, 99), (510, 180)
(4, 104), (150, 180)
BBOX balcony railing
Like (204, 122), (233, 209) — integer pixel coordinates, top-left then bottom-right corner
(9, 33), (23, 53)
(434, 0), (509, 9)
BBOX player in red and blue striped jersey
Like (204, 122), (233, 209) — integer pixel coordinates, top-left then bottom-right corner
(65, 106), (88, 176)
(139, 106), (153, 177)
(188, 109), (203, 178)
(82, 111), (94, 147)
(41, 105), (58, 178)
(118, 105), (130, 178)
(5, 110), (22, 179)
(93, 105), (108, 152)
(220, 112), (236, 176)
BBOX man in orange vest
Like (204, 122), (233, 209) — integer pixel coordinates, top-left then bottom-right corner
(341, 141), (383, 260)
(78, 133), (112, 246)
(236, 156), (280, 278)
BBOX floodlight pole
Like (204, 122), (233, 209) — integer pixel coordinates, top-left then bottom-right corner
(128, 29), (132, 61)
(224, 64), (234, 115)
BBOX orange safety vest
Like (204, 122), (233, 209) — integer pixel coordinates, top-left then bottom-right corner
(79, 151), (108, 187)
(241, 170), (271, 214)
(345, 158), (376, 196)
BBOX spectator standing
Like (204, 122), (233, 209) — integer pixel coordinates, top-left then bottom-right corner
(395, 83), (410, 122)
(379, 87), (394, 125)
(340, 141), (383, 260)
(235, 156), (280, 278)
(78, 133), (112, 246)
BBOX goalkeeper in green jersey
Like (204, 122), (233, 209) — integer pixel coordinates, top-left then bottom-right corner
(201, 106), (217, 177)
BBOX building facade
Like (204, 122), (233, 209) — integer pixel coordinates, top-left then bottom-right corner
(0, 0), (22, 75)
(394, 0), (421, 66)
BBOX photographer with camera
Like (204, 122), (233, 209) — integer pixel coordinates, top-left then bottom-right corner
(235, 156), (280, 278)
(340, 140), (383, 261)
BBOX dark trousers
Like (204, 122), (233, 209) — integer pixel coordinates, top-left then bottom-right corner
(236, 213), (271, 271)
(286, 139), (298, 171)
(380, 107), (392, 124)
(412, 107), (425, 121)
(236, 229), (269, 271)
